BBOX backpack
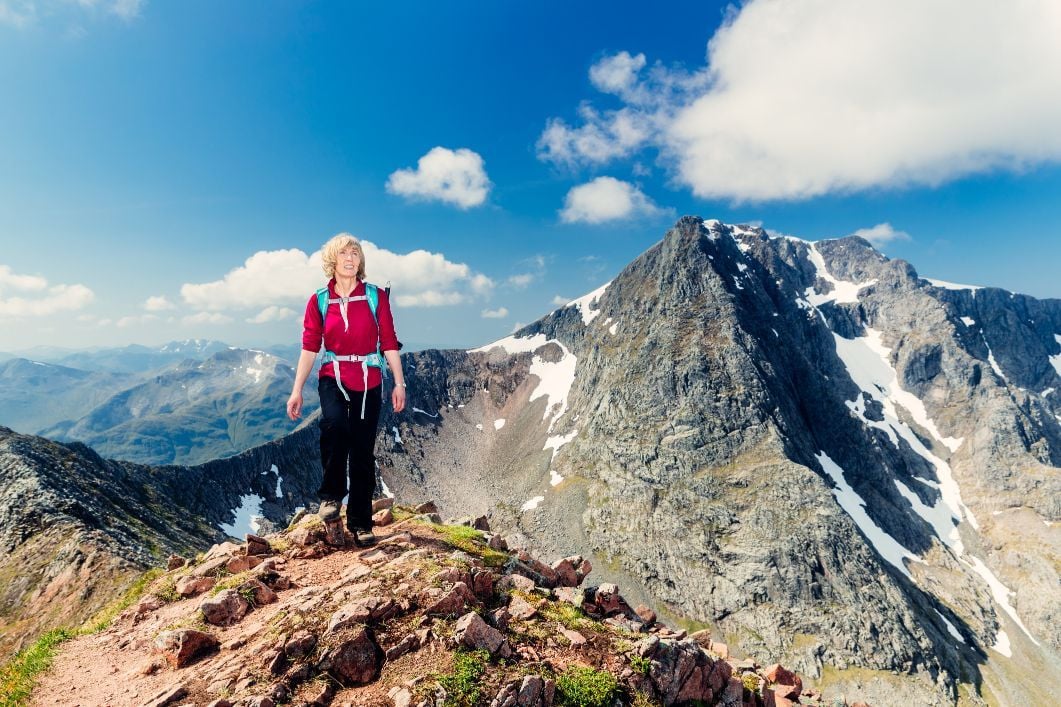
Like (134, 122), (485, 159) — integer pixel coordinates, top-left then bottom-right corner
(315, 282), (388, 418)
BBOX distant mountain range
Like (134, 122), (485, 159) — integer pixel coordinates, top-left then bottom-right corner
(0, 341), (318, 465)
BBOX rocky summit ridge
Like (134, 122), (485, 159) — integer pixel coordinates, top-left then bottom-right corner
(30, 503), (869, 707)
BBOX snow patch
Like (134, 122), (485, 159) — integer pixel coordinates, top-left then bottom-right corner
(1041, 388), (1055, 398)
(960, 317), (976, 327)
(991, 629), (1012, 657)
(271, 464), (282, 499)
(245, 367), (263, 383)
(965, 556), (1039, 646)
(392, 426), (402, 444)
(494, 418), (506, 430)
(545, 429), (577, 461)
(521, 496), (545, 512)
(565, 282), (611, 325)
(816, 452), (922, 579)
(805, 243), (877, 305)
(412, 406), (439, 418)
(471, 333), (577, 431)
(475, 423), (483, 431)
(1050, 334), (1061, 377)
(220, 494), (265, 538)
(926, 278), (982, 292)
(934, 609), (966, 644)
(983, 334), (1007, 383)
(609, 321), (618, 336)
(549, 470), (564, 486)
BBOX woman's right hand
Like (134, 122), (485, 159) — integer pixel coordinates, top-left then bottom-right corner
(286, 391), (303, 421)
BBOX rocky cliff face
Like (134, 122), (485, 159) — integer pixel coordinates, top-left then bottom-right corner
(0, 423), (322, 660)
(374, 217), (1060, 706)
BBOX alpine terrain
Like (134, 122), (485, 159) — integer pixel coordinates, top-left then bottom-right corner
(1, 217), (1058, 706)
(372, 217), (1060, 706)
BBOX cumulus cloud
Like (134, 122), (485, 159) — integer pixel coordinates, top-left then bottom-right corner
(560, 177), (662, 224)
(183, 312), (232, 325)
(181, 240), (493, 313)
(143, 295), (176, 311)
(541, 1), (1061, 201)
(386, 147), (491, 209)
(551, 295), (569, 306)
(481, 307), (508, 319)
(851, 223), (911, 247)
(0, 265), (94, 318)
(247, 306), (295, 324)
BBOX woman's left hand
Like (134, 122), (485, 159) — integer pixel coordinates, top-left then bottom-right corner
(391, 384), (406, 413)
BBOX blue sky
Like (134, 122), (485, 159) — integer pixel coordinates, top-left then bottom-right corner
(1, 0), (1059, 352)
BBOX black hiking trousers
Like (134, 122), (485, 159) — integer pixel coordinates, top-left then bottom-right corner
(317, 377), (382, 531)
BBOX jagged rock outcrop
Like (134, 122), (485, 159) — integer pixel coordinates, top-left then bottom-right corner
(0, 424), (321, 660)
(31, 507), (850, 707)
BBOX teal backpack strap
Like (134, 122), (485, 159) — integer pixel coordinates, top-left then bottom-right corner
(315, 286), (330, 321)
(364, 282), (379, 322)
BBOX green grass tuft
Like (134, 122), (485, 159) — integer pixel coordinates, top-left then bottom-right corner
(0, 628), (74, 707)
(430, 523), (508, 568)
(555, 665), (619, 707)
(83, 567), (165, 634)
(435, 648), (490, 707)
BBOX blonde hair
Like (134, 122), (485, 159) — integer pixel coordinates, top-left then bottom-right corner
(320, 233), (366, 280)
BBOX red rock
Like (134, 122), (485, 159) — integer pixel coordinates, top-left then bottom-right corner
(764, 688), (796, 707)
(287, 527), (317, 547)
(471, 569), (495, 599)
(238, 579), (277, 606)
(283, 630), (316, 658)
(422, 581), (476, 616)
(245, 536), (272, 557)
(176, 575), (216, 598)
(226, 555), (264, 574)
(498, 573), (536, 592)
(324, 627), (383, 685)
(414, 501), (438, 514)
(166, 555), (185, 570)
(528, 559), (559, 587)
(372, 508), (394, 526)
(487, 533), (508, 551)
(710, 641), (729, 659)
(136, 595), (163, 614)
(551, 558), (579, 587)
(553, 586), (585, 608)
(763, 663), (802, 697)
(708, 659), (733, 693)
(593, 583), (625, 615)
(558, 626), (587, 647)
(154, 629), (219, 668)
(453, 611), (512, 658)
(634, 604), (657, 624)
(372, 497), (394, 513)
(200, 589), (250, 626)
(508, 594), (539, 620)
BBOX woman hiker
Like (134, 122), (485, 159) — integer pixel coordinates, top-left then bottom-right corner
(286, 233), (406, 547)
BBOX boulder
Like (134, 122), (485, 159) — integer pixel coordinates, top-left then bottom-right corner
(154, 629), (219, 668)
(372, 497), (395, 513)
(321, 627), (383, 686)
(373, 508), (394, 526)
(200, 589), (250, 626)
(454, 611), (512, 658)
(176, 575), (216, 598)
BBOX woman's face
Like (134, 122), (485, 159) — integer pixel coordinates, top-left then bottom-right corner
(336, 245), (361, 278)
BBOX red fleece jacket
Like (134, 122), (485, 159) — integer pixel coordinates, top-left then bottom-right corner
(301, 279), (401, 391)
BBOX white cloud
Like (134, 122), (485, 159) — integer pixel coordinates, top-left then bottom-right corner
(481, 307), (509, 319)
(143, 295), (176, 311)
(386, 147), (491, 209)
(537, 106), (651, 167)
(247, 306), (295, 324)
(551, 295), (569, 306)
(589, 51), (647, 100)
(507, 273), (535, 288)
(0, 265), (94, 318)
(542, 1), (1061, 201)
(116, 313), (157, 328)
(0, 265), (47, 292)
(851, 223), (911, 247)
(110, 0), (142, 21)
(181, 241), (492, 313)
(560, 177), (662, 224)
(182, 312), (232, 325)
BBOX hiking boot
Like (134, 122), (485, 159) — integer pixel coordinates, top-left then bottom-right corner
(351, 527), (377, 548)
(318, 499), (341, 522)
